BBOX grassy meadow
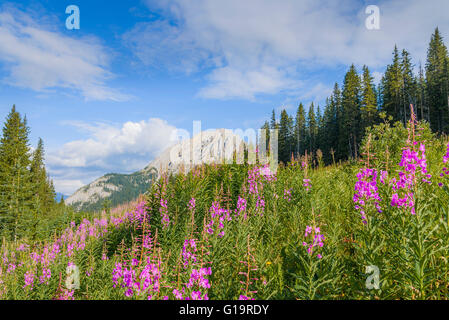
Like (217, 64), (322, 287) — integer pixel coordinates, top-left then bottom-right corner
(1, 118), (449, 300)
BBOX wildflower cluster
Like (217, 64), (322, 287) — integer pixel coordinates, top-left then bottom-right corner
(156, 177), (170, 228)
(112, 257), (162, 299)
(390, 143), (430, 215)
(173, 267), (212, 300)
(302, 226), (325, 259)
(353, 168), (382, 224)
(182, 239), (197, 269)
(440, 142), (449, 186)
(283, 188), (292, 202)
(234, 196), (247, 219)
(0, 201), (147, 298)
(302, 160), (311, 191)
(206, 202), (231, 238)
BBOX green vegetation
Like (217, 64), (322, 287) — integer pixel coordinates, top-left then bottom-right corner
(69, 170), (157, 212)
(272, 28), (449, 167)
(0, 115), (448, 299)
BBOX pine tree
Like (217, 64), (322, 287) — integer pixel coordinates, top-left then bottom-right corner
(270, 109), (278, 130)
(400, 49), (418, 124)
(306, 103), (317, 157)
(294, 103), (307, 157)
(278, 109), (293, 164)
(381, 46), (402, 122)
(0, 106), (34, 240)
(260, 121), (270, 155)
(341, 65), (361, 159)
(425, 27), (449, 133)
(316, 105), (324, 153)
(361, 65), (379, 130)
(30, 138), (56, 213)
(417, 63), (428, 121)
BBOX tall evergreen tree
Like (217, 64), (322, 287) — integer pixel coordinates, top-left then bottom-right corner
(306, 103), (317, 156)
(0, 106), (34, 240)
(381, 46), (402, 122)
(361, 65), (379, 131)
(294, 103), (307, 157)
(425, 27), (449, 133)
(417, 63), (428, 121)
(270, 109), (278, 130)
(260, 121), (271, 155)
(278, 109), (293, 164)
(400, 49), (418, 124)
(30, 138), (56, 212)
(341, 65), (361, 159)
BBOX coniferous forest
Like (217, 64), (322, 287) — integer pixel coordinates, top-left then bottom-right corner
(266, 28), (449, 166)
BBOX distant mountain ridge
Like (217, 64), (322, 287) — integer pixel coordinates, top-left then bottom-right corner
(66, 129), (245, 212)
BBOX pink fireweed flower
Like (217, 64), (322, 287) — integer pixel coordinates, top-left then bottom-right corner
(206, 202), (231, 237)
(380, 170), (388, 184)
(303, 179), (311, 191)
(303, 225), (325, 259)
(23, 270), (34, 290)
(239, 295), (255, 300)
(353, 168), (382, 224)
(173, 288), (185, 300)
(182, 239), (198, 269)
(16, 244), (29, 252)
(259, 164), (277, 182)
(187, 267), (212, 289)
(188, 198), (196, 210)
(283, 188), (292, 202)
(235, 196), (247, 218)
(391, 143), (430, 215)
(39, 268), (51, 285)
(159, 198), (170, 228)
(56, 289), (75, 300)
(444, 142), (449, 164)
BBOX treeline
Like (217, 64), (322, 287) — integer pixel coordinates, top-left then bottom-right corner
(0, 105), (61, 240)
(265, 28), (449, 165)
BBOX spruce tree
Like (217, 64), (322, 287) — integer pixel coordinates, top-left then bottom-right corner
(425, 27), (449, 133)
(307, 103), (317, 157)
(361, 65), (378, 130)
(278, 109), (292, 164)
(260, 121), (270, 156)
(400, 49), (418, 124)
(381, 46), (402, 122)
(270, 109), (278, 130)
(294, 103), (307, 157)
(0, 106), (34, 240)
(341, 65), (361, 159)
(30, 138), (56, 213)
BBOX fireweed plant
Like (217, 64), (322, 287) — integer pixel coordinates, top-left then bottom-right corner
(1, 113), (449, 299)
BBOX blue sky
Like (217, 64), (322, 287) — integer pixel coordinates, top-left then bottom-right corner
(1, 0), (449, 195)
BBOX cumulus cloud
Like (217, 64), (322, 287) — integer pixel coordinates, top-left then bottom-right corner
(0, 5), (130, 101)
(47, 118), (178, 195)
(123, 0), (449, 101)
(198, 66), (300, 100)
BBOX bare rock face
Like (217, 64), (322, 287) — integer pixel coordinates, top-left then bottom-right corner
(141, 128), (246, 177)
(66, 129), (245, 211)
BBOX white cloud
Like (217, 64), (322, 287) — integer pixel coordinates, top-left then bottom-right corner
(0, 6), (130, 101)
(300, 83), (333, 105)
(198, 66), (300, 100)
(47, 118), (178, 195)
(53, 179), (85, 196)
(124, 0), (449, 101)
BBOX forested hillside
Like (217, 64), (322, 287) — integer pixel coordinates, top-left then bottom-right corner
(265, 28), (449, 166)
